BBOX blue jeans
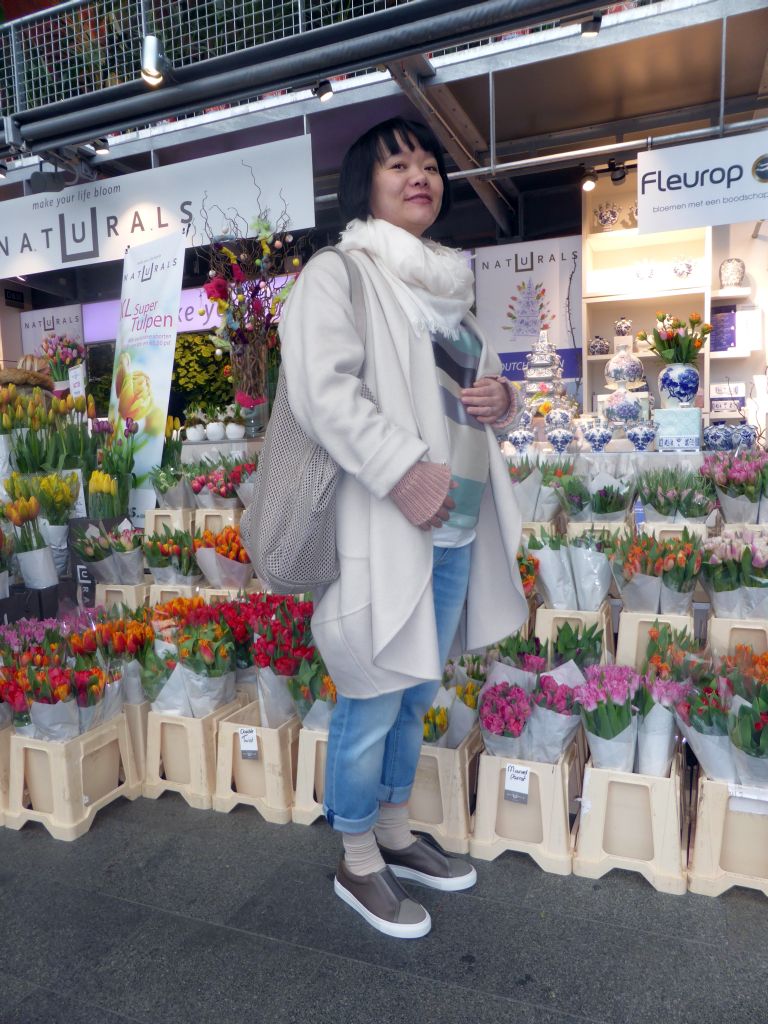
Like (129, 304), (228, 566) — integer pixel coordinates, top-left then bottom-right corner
(324, 543), (472, 833)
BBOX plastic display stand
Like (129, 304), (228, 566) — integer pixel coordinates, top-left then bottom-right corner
(687, 775), (768, 898)
(707, 617), (768, 657)
(291, 727), (328, 825)
(199, 583), (262, 603)
(645, 521), (709, 542)
(565, 517), (629, 540)
(0, 723), (11, 826)
(407, 725), (484, 854)
(572, 751), (687, 894)
(213, 700), (300, 823)
(615, 611), (694, 667)
(142, 697), (242, 809)
(4, 715), (141, 841)
(143, 509), (195, 535)
(95, 582), (150, 612)
(194, 508), (242, 536)
(124, 701), (150, 781)
(148, 583), (201, 606)
(534, 601), (614, 664)
(469, 743), (580, 872)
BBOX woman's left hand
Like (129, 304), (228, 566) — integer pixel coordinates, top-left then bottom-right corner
(460, 377), (510, 424)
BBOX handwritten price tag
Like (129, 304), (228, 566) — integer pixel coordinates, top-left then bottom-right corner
(504, 763), (530, 804)
(238, 727), (259, 760)
(68, 362), (87, 400)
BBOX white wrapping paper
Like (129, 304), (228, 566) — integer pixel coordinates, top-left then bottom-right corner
(528, 704), (580, 764)
(78, 701), (105, 734)
(643, 504), (676, 523)
(533, 484), (561, 523)
(40, 521), (69, 577)
(156, 478), (195, 509)
(257, 667), (296, 728)
(181, 666), (236, 718)
(119, 660), (145, 705)
(676, 715), (735, 782)
(0, 570), (8, 600)
(0, 434), (12, 499)
(509, 469), (542, 522)
(151, 663), (194, 717)
(29, 699), (80, 741)
(570, 547), (611, 612)
(535, 547), (578, 610)
(302, 698), (335, 733)
(659, 582), (694, 615)
(481, 726), (531, 759)
(586, 717), (638, 772)
(150, 565), (204, 587)
(87, 555), (120, 584)
(17, 546), (58, 590)
(101, 681), (124, 721)
(235, 478), (258, 508)
(635, 702), (676, 777)
(618, 573), (661, 612)
(195, 547), (253, 590)
(759, 495), (768, 525)
(732, 747), (768, 789)
(716, 487), (759, 525)
(235, 664), (260, 703)
(112, 548), (145, 585)
(486, 659), (537, 695)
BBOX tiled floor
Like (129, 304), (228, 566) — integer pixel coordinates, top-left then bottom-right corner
(0, 794), (765, 1024)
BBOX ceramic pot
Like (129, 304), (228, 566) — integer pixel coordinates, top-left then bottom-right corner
(658, 363), (699, 408)
(205, 421), (226, 442)
(546, 428), (573, 454)
(583, 426), (613, 453)
(588, 336), (610, 356)
(185, 424), (206, 442)
(508, 428), (535, 454)
(517, 409), (534, 429)
(703, 424), (732, 451)
(605, 345), (644, 390)
(544, 407), (571, 431)
(614, 317), (633, 337)
(604, 389), (642, 426)
(225, 422), (246, 440)
(730, 423), (757, 449)
(626, 425), (657, 452)
(718, 257), (745, 288)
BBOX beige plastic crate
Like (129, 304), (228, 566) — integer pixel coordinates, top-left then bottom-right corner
(95, 582), (151, 612)
(407, 724), (483, 854)
(572, 751), (687, 894)
(213, 700), (300, 823)
(148, 583), (202, 606)
(0, 723), (11, 826)
(687, 775), (768, 898)
(291, 727), (328, 825)
(124, 701), (149, 781)
(645, 521), (709, 542)
(143, 697), (242, 809)
(200, 583), (263, 603)
(565, 518), (628, 540)
(194, 508), (242, 536)
(534, 602), (614, 665)
(707, 617), (768, 658)
(3, 715), (141, 841)
(615, 611), (694, 667)
(469, 742), (581, 871)
(144, 508), (195, 535)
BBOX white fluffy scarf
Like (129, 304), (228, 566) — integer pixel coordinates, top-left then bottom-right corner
(338, 218), (475, 339)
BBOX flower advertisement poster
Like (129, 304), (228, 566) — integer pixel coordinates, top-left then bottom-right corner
(107, 232), (185, 519)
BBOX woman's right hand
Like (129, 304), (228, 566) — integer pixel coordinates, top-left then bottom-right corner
(388, 462), (456, 529)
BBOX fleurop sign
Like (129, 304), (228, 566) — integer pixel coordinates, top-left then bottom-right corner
(0, 135), (315, 278)
(637, 128), (768, 233)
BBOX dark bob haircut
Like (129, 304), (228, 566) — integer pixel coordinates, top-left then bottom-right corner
(338, 117), (451, 224)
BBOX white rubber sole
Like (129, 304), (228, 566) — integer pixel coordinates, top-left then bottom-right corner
(333, 877), (431, 939)
(389, 863), (478, 892)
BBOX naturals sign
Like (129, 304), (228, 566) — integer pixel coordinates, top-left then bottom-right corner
(0, 135), (315, 277)
(637, 129), (768, 233)
(20, 303), (83, 356)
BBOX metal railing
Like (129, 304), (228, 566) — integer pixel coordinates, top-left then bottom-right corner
(0, 0), (416, 117)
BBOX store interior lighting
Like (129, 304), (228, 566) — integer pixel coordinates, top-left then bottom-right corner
(92, 138), (110, 155)
(581, 168), (598, 192)
(141, 35), (168, 87)
(312, 80), (334, 102)
(0, 162), (7, 179)
(609, 159), (626, 184)
(581, 15), (602, 37)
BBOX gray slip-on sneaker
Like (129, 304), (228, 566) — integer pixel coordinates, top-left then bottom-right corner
(334, 859), (431, 939)
(379, 835), (477, 892)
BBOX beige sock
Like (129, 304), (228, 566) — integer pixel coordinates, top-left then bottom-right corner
(374, 803), (416, 851)
(342, 829), (386, 876)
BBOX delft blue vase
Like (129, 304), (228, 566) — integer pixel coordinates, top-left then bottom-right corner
(626, 424), (657, 452)
(658, 363), (700, 408)
(544, 407), (572, 431)
(583, 425), (613, 453)
(508, 428), (536, 454)
(546, 427), (574, 454)
(730, 423), (757, 449)
(703, 423), (733, 451)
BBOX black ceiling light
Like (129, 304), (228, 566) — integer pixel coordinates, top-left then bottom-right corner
(581, 168), (598, 192)
(609, 159), (626, 184)
(581, 14), (602, 37)
(312, 79), (334, 102)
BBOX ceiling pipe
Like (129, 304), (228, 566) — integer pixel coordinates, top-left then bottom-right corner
(14, 0), (606, 152)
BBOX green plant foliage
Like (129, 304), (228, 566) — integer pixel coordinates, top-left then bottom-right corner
(172, 333), (232, 410)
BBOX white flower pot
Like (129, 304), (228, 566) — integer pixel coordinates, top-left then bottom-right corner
(185, 424), (206, 442)
(225, 423), (246, 440)
(205, 422), (226, 442)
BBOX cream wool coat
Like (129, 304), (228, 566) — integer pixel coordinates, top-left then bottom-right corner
(279, 247), (529, 699)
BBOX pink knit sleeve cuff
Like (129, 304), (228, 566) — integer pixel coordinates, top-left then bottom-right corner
(389, 462), (452, 527)
(489, 376), (523, 432)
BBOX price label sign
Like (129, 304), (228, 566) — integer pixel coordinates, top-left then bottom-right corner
(238, 726), (259, 760)
(504, 762), (530, 804)
(68, 362), (87, 400)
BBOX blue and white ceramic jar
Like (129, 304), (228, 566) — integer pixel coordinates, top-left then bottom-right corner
(658, 363), (700, 408)
(508, 428), (536, 454)
(730, 423), (758, 449)
(604, 389), (643, 426)
(583, 425), (613, 453)
(614, 317), (633, 337)
(546, 427), (574, 454)
(703, 423), (733, 451)
(588, 336), (610, 356)
(517, 409), (534, 429)
(605, 345), (645, 390)
(544, 406), (572, 431)
(626, 424), (657, 452)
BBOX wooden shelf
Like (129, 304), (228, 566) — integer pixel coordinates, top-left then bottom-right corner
(586, 226), (707, 253)
(709, 349), (758, 360)
(712, 286), (752, 301)
(583, 288), (706, 304)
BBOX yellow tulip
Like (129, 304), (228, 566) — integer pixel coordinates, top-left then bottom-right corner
(66, 394), (75, 412)
(74, 395), (86, 414)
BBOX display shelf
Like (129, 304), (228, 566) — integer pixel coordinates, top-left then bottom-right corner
(583, 288), (707, 304)
(709, 349), (756, 360)
(711, 286), (752, 301)
(586, 226), (707, 252)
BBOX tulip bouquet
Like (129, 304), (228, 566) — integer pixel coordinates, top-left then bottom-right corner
(50, 393), (100, 476)
(553, 474), (592, 521)
(143, 527), (203, 585)
(40, 333), (85, 381)
(675, 664), (733, 782)
(506, 456), (542, 521)
(9, 394), (59, 475)
(4, 495), (58, 589)
(188, 457), (242, 509)
(611, 531), (665, 612)
(700, 450), (768, 524)
(722, 646), (768, 787)
(517, 549), (539, 599)
(701, 528), (768, 619)
(151, 464), (195, 510)
(229, 459), (259, 507)
(194, 525), (253, 589)
(535, 456), (575, 521)
(636, 467), (716, 523)
(574, 665), (643, 771)
(0, 664), (81, 740)
(286, 651), (337, 730)
(478, 679), (532, 757)
(172, 610), (237, 717)
(639, 312), (711, 365)
(432, 661), (483, 749)
(486, 632), (548, 693)
(528, 529), (614, 611)
(12, 471), (81, 576)
(0, 530), (13, 597)
(423, 705), (449, 744)
(87, 469), (123, 519)
(527, 528), (577, 609)
(656, 529), (703, 614)
(552, 620), (603, 670)
(527, 664), (582, 763)
(70, 523), (114, 581)
(253, 594), (315, 726)
(217, 596), (262, 694)
(109, 526), (145, 585)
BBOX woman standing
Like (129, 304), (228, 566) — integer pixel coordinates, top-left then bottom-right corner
(279, 117), (528, 938)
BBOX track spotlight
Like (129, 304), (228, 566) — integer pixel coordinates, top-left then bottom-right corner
(312, 80), (334, 103)
(609, 159), (626, 184)
(0, 162), (7, 179)
(93, 137), (110, 155)
(581, 168), (598, 192)
(141, 35), (168, 87)
(581, 15), (602, 37)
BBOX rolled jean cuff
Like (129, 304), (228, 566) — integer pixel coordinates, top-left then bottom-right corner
(324, 803), (380, 834)
(377, 782), (414, 805)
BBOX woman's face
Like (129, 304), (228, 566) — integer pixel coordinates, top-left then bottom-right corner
(369, 134), (444, 237)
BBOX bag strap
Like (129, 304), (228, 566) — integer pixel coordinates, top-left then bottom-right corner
(311, 245), (367, 343)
